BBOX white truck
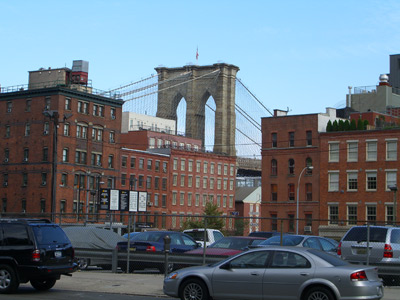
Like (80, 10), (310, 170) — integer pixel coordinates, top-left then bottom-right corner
(183, 228), (224, 247)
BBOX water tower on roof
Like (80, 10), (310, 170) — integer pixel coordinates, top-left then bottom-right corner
(71, 60), (89, 85)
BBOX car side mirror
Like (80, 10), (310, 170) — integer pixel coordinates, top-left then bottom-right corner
(197, 242), (203, 248)
(220, 262), (231, 270)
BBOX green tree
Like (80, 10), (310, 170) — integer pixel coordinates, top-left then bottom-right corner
(332, 120), (339, 131)
(357, 118), (364, 130)
(338, 119), (344, 131)
(363, 119), (369, 129)
(350, 119), (357, 130)
(343, 120), (350, 131)
(326, 120), (332, 132)
(233, 218), (249, 236)
(182, 201), (225, 231)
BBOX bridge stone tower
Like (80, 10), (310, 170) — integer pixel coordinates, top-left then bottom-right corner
(155, 63), (239, 156)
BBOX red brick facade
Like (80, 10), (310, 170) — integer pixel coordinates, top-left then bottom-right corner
(261, 113), (320, 234)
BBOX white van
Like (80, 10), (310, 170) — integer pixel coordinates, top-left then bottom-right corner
(183, 228), (224, 247)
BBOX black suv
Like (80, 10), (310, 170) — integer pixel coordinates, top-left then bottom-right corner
(0, 218), (77, 293)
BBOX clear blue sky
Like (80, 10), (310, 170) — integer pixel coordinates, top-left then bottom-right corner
(1, 0), (400, 115)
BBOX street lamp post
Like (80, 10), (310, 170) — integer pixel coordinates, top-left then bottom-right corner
(389, 185), (398, 225)
(296, 165), (313, 235)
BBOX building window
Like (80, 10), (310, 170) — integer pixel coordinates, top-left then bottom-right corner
(203, 161), (208, 174)
(155, 161), (160, 172)
(196, 161), (201, 173)
(306, 130), (312, 146)
(111, 108), (116, 120)
(217, 163), (222, 175)
(60, 200), (66, 213)
(138, 175), (144, 188)
(386, 171), (397, 191)
(181, 175), (185, 187)
(61, 173), (67, 186)
(138, 158), (144, 169)
(92, 127), (103, 142)
(25, 123), (30, 136)
(347, 141), (358, 162)
(187, 193), (192, 206)
(305, 158), (312, 175)
(130, 157), (136, 168)
(22, 199), (27, 213)
(163, 162), (168, 173)
(108, 155), (114, 168)
(386, 140), (397, 161)
(289, 132), (295, 147)
(305, 183), (312, 201)
(288, 159), (295, 175)
(24, 99), (30, 112)
(5, 125), (10, 138)
(366, 141), (377, 161)
(210, 163), (215, 174)
(3, 174), (8, 187)
(366, 205), (377, 224)
(23, 148), (29, 162)
(4, 149), (9, 162)
(64, 123), (70, 136)
(188, 175), (193, 188)
(329, 205), (339, 225)
(271, 159), (277, 176)
(203, 177), (208, 189)
(40, 199), (46, 213)
(173, 174), (178, 186)
(180, 192), (185, 206)
(43, 122), (49, 135)
(172, 192), (177, 205)
(347, 171), (358, 191)
(22, 173), (28, 187)
(76, 123), (88, 139)
(328, 172), (339, 192)
(271, 184), (277, 201)
(155, 177), (160, 190)
(196, 176), (201, 188)
(271, 133), (277, 148)
(42, 147), (48, 162)
(288, 183), (295, 201)
(180, 159), (186, 171)
(147, 159), (152, 170)
(62, 148), (69, 162)
(329, 142), (339, 162)
(271, 214), (277, 231)
(224, 164), (228, 176)
(386, 205), (394, 225)
(45, 96), (51, 110)
(109, 131), (115, 143)
(366, 171), (377, 191)
(347, 205), (358, 225)
(146, 176), (152, 189)
(65, 97), (71, 110)
(162, 178), (167, 190)
(75, 150), (87, 164)
(121, 156), (127, 168)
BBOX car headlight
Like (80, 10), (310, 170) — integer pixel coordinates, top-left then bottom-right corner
(167, 272), (179, 280)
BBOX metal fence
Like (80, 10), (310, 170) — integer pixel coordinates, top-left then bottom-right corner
(1, 212), (399, 285)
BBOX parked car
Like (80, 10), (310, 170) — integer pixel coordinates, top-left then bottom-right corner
(186, 236), (266, 256)
(164, 246), (383, 300)
(116, 231), (200, 273)
(122, 232), (141, 240)
(0, 218), (77, 294)
(248, 231), (281, 238)
(183, 228), (224, 247)
(63, 226), (127, 270)
(255, 234), (339, 256)
(338, 225), (400, 285)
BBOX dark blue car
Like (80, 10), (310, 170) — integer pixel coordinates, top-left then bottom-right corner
(117, 231), (200, 273)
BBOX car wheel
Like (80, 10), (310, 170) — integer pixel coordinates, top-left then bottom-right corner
(0, 265), (19, 294)
(30, 278), (57, 291)
(78, 258), (89, 270)
(180, 278), (209, 300)
(159, 263), (174, 274)
(304, 286), (334, 300)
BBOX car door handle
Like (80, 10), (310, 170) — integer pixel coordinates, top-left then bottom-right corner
(250, 272), (260, 276)
(300, 273), (310, 276)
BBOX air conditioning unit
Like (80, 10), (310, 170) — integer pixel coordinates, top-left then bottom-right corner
(42, 181), (46, 185)
(7, 108), (11, 113)
(147, 201), (153, 207)
(111, 115), (116, 120)
(23, 158), (28, 162)
(43, 130), (49, 135)
(97, 162), (102, 167)
(4, 158), (9, 163)
(110, 139), (115, 143)
(3, 182), (8, 187)
(304, 226), (312, 233)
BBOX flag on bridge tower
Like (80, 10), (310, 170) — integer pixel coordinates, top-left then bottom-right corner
(196, 47), (199, 61)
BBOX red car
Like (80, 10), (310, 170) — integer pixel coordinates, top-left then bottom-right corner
(186, 236), (266, 256)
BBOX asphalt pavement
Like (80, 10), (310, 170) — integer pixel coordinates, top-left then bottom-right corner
(54, 270), (399, 300)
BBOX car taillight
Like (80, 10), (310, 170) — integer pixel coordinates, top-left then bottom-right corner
(384, 244), (393, 258)
(32, 249), (41, 262)
(350, 271), (368, 281)
(146, 246), (156, 252)
(337, 242), (342, 256)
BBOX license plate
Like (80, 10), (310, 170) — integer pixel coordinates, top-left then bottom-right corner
(356, 248), (367, 255)
(129, 247), (136, 251)
(54, 251), (62, 258)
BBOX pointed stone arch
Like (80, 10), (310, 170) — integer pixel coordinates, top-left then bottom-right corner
(155, 63), (239, 156)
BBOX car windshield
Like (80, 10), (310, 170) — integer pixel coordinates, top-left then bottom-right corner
(210, 237), (253, 249)
(259, 235), (303, 246)
(185, 231), (207, 241)
(343, 227), (387, 243)
(307, 249), (348, 266)
(33, 225), (70, 244)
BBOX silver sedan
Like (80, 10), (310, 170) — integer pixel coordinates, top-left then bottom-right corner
(163, 247), (383, 300)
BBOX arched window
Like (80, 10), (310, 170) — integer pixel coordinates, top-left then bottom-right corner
(288, 159), (295, 175)
(271, 159), (277, 176)
(306, 157), (312, 175)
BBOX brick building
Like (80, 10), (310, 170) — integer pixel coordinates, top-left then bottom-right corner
(119, 131), (237, 230)
(0, 62), (123, 221)
(261, 108), (342, 235)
